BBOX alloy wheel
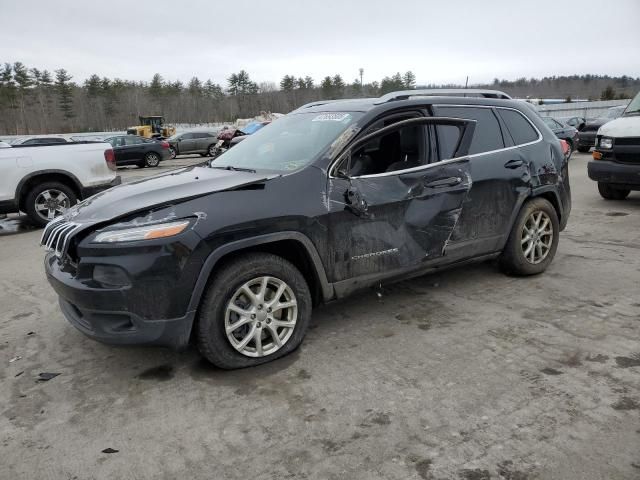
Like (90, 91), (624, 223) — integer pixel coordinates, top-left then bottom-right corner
(521, 210), (553, 264)
(224, 276), (298, 357)
(146, 153), (160, 167)
(34, 189), (70, 222)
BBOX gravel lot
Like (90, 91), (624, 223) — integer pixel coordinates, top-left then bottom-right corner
(1, 152), (639, 480)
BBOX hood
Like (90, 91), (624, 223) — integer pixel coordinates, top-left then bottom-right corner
(64, 165), (276, 225)
(598, 116), (640, 138)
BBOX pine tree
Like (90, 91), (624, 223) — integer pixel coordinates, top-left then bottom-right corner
(280, 75), (296, 92)
(149, 73), (164, 99)
(188, 77), (203, 96)
(403, 71), (416, 89)
(54, 68), (74, 121)
(321, 76), (333, 98)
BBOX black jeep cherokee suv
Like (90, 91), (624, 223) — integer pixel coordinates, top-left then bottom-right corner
(42, 89), (571, 369)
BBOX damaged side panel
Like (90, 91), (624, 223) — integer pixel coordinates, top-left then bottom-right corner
(327, 159), (472, 283)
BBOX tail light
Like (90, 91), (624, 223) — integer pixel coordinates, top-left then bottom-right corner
(160, 141), (170, 149)
(104, 148), (116, 171)
(559, 139), (569, 156)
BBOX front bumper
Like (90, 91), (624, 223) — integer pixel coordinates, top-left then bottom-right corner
(80, 176), (122, 199)
(588, 159), (640, 189)
(44, 227), (209, 348)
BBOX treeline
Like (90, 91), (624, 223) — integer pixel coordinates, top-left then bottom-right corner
(0, 62), (638, 135)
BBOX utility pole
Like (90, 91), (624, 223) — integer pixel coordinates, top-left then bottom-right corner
(359, 68), (364, 89)
(465, 76), (469, 88)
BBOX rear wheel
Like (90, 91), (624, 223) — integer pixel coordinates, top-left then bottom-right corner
(169, 146), (177, 159)
(499, 197), (559, 276)
(144, 152), (161, 168)
(207, 144), (217, 157)
(24, 181), (77, 227)
(197, 253), (312, 369)
(598, 182), (630, 200)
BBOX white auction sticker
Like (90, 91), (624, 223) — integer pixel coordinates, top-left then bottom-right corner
(312, 113), (351, 122)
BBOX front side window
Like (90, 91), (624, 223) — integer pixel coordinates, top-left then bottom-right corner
(211, 112), (363, 173)
(435, 106), (504, 156)
(624, 92), (640, 115)
(342, 123), (426, 177)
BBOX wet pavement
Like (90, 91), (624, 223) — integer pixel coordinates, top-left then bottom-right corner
(1, 153), (639, 480)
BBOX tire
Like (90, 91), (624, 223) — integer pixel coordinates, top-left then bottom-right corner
(199, 153), (208, 157)
(499, 197), (559, 276)
(577, 146), (589, 153)
(24, 181), (77, 227)
(169, 147), (177, 159)
(144, 152), (161, 168)
(197, 252), (312, 369)
(207, 144), (217, 157)
(598, 182), (630, 200)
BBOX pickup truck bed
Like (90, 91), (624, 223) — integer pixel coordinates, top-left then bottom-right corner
(0, 141), (120, 226)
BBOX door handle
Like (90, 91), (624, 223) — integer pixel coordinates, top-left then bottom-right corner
(504, 159), (524, 169)
(425, 176), (462, 188)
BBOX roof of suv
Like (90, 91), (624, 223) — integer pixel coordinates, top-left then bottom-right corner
(292, 89), (530, 115)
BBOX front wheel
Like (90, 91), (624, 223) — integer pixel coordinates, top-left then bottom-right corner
(499, 197), (559, 276)
(168, 147), (177, 159)
(144, 152), (161, 168)
(24, 181), (77, 227)
(197, 253), (312, 369)
(597, 182), (630, 200)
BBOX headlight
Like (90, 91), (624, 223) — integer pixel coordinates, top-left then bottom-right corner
(599, 137), (613, 149)
(92, 220), (190, 243)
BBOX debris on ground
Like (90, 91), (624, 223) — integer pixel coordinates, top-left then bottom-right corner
(101, 448), (119, 454)
(37, 372), (60, 382)
(9, 356), (22, 363)
(15, 371), (23, 377)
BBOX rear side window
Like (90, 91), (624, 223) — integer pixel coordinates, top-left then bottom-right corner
(435, 106), (504, 157)
(497, 109), (539, 145)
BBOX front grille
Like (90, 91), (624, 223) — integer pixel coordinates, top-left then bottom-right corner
(615, 137), (640, 146)
(40, 218), (81, 258)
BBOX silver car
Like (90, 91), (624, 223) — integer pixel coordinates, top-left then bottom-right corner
(167, 130), (219, 158)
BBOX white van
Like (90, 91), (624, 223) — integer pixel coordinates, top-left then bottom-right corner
(587, 92), (640, 199)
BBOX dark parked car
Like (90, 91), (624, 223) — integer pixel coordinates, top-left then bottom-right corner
(556, 116), (585, 130)
(42, 89), (571, 369)
(104, 135), (171, 168)
(228, 121), (271, 149)
(541, 116), (578, 157)
(167, 131), (219, 158)
(577, 106), (626, 152)
(10, 136), (71, 145)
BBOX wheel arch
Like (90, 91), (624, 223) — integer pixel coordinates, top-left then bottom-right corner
(187, 232), (334, 316)
(16, 170), (82, 211)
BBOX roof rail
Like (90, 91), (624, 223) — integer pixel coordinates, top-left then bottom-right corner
(375, 88), (512, 104)
(291, 98), (377, 113)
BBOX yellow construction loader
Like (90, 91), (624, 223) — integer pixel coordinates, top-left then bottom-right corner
(127, 116), (176, 139)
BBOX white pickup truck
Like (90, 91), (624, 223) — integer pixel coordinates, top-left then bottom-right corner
(0, 141), (121, 226)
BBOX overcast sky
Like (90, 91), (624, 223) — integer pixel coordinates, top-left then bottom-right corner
(2, 0), (639, 86)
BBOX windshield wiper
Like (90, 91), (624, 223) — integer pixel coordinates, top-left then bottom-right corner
(210, 165), (257, 173)
(623, 109), (640, 115)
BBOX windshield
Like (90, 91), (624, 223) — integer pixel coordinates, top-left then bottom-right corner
(623, 92), (640, 115)
(211, 112), (363, 173)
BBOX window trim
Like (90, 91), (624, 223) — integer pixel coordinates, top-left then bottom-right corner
(433, 105), (543, 158)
